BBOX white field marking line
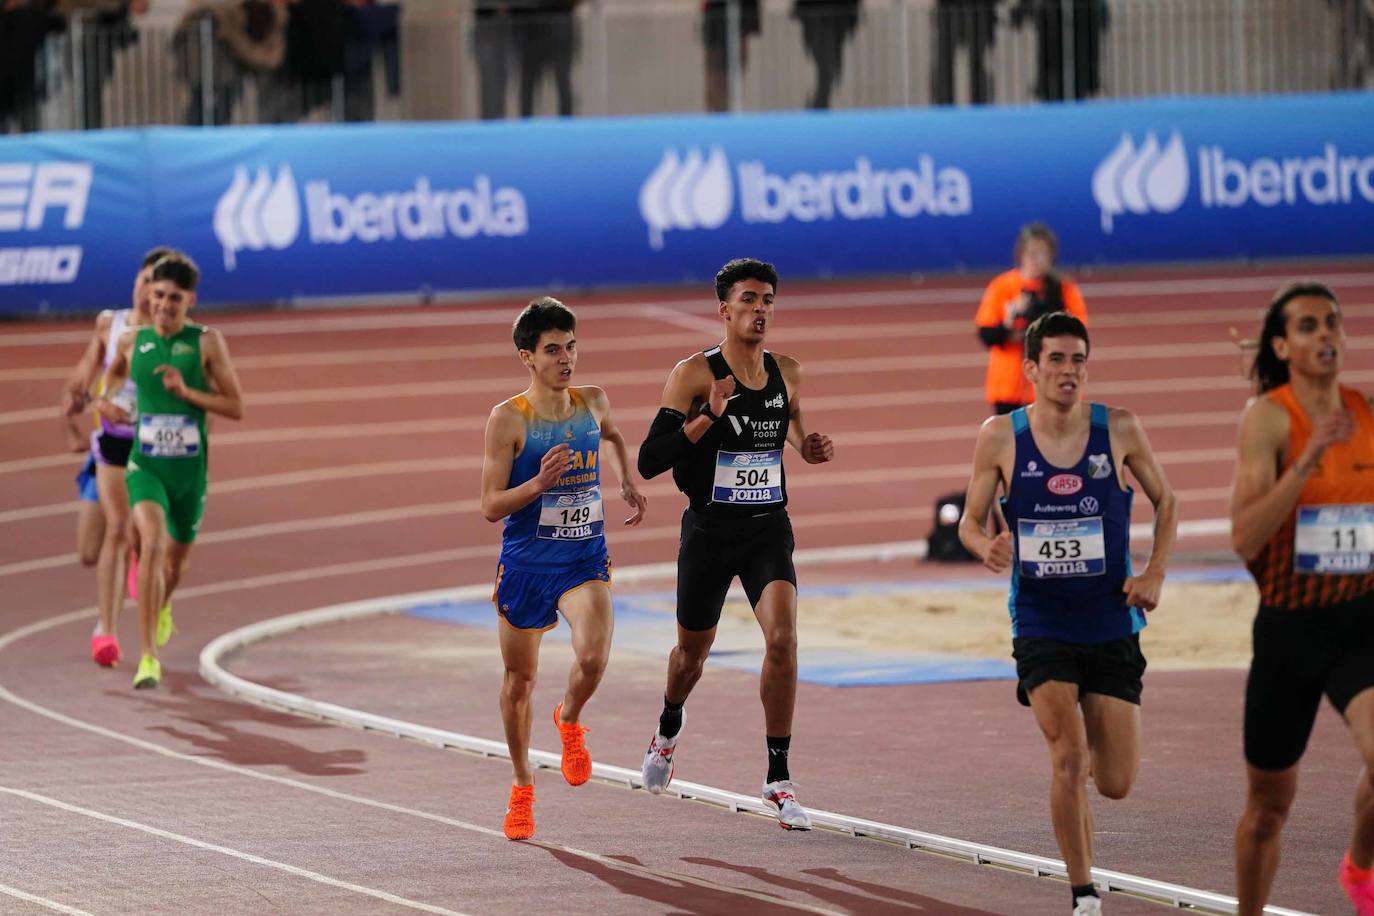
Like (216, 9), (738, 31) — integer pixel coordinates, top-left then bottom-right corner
(0, 622), (844, 915)
(0, 882), (91, 915)
(0, 447), (1235, 577)
(5, 270), (1374, 348)
(639, 303), (729, 336)
(197, 578), (1310, 916)
(10, 327), (1374, 385)
(0, 788), (472, 916)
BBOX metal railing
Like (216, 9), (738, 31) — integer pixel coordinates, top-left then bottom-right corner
(1, 0), (1369, 134)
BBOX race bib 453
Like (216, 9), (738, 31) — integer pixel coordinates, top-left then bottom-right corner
(1017, 517), (1106, 579)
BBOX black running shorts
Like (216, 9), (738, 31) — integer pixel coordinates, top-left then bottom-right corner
(1011, 633), (1147, 707)
(676, 508), (796, 632)
(95, 432), (133, 467)
(1244, 597), (1374, 771)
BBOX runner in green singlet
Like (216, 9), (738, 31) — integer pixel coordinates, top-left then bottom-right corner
(96, 254), (245, 689)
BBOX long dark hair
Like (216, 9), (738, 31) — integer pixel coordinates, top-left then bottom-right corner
(1251, 281), (1340, 393)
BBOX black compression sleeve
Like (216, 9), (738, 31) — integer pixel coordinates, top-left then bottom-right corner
(638, 407), (691, 480)
(978, 324), (1011, 347)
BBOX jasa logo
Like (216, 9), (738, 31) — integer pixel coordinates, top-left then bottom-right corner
(1047, 474), (1083, 496)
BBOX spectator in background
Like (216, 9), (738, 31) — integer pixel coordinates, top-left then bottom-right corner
(932, 0), (997, 105)
(0, 0), (63, 133)
(1010, 0), (1108, 101)
(792, 0), (859, 110)
(974, 222), (1088, 415)
(511, 0), (579, 117)
(60, 0), (149, 129)
(472, 0), (515, 119)
(476, 1), (581, 120)
(282, 0), (349, 119)
(176, 0), (287, 126)
(702, 0), (759, 112)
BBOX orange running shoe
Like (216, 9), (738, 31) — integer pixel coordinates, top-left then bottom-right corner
(503, 784), (534, 840)
(554, 703), (592, 786)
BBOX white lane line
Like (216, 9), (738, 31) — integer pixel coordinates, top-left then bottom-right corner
(6, 270), (1374, 348)
(0, 446), (1237, 577)
(0, 883), (92, 915)
(0, 619), (842, 915)
(194, 578), (1311, 916)
(0, 787), (472, 916)
(7, 355), (1351, 431)
(0, 403), (1249, 483)
(5, 303), (1374, 384)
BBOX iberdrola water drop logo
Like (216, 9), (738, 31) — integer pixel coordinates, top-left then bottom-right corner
(1091, 132), (1189, 233)
(638, 147), (734, 250)
(213, 165), (301, 270)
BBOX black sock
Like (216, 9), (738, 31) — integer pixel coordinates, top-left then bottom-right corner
(658, 696), (684, 739)
(1071, 884), (1098, 905)
(766, 735), (791, 783)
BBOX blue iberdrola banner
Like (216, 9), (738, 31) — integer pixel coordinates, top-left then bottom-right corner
(1, 92), (1371, 314)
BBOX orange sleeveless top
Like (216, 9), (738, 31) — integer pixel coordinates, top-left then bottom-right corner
(1247, 384), (1374, 609)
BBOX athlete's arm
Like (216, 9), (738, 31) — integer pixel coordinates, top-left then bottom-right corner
(93, 331), (135, 426)
(1230, 396), (1352, 561)
(780, 357), (833, 464)
(174, 328), (244, 420)
(958, 416), (1013, 573)
(1114, 409), (1176, 612)
(480, 403), (571, 523)
(61, 310), (112, 416)
(636, 356), (731, 479)
(583, 386), (647, 527)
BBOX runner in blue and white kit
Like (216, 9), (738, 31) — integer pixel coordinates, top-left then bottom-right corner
(61, 247), (176, 668)
(958, 312), (1178, 915)
(479, 297), (647, 841)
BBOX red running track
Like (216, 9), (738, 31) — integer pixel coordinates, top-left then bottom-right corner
(1, 262), (1372, 914)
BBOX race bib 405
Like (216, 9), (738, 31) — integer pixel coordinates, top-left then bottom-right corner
(138, 414), (200, 458)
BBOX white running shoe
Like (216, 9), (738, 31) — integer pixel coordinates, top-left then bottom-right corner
(640, 710), (683, 795)
(762, 779), (812, 830)
(1072, 894), (1102, 916)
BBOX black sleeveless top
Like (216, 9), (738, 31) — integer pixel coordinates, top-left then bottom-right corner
(673, 347), (791, 517)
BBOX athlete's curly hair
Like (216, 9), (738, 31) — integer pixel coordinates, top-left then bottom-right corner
(513, 296), (576, 352)
(1251, 281), (1340, 394)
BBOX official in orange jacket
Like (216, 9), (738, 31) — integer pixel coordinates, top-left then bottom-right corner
(974, 223), (1088, 414)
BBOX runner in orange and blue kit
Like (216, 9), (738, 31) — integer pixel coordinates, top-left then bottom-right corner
(1229, 282), (1374, 916)
(959, 312), (1177, 915)
(480, 297), (647, 841)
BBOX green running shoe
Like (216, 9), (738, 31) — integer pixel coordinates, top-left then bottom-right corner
(155, 602), (175, 648)
(133, 654), (161, 689)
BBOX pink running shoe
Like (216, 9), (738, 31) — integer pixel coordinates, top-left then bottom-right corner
(90, 634), (122, 668)
(126, 550), (138, 600)
(1341, 851), (1374, 916)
